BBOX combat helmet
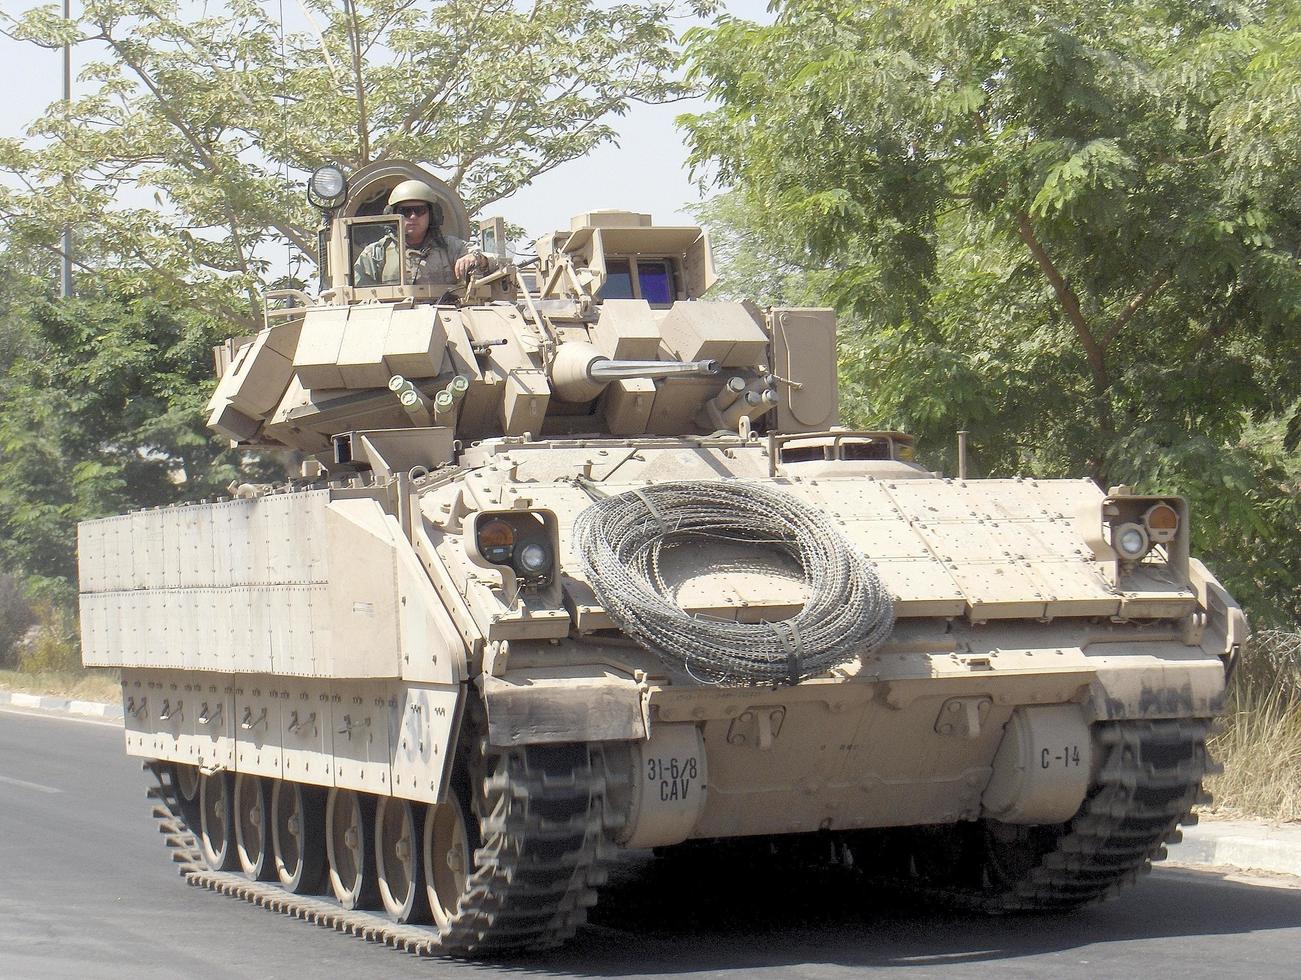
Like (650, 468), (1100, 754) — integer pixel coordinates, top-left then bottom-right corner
(387, 179), (445, 226)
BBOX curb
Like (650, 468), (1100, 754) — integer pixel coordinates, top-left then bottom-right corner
(0, 689), (123, 721)
(1165, 820), (1301, 880)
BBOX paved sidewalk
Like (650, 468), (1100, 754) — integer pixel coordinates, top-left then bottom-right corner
(0, 688), (124, 721)
(3, 689), (1299, 882)
(1166, 818), (1301, 880)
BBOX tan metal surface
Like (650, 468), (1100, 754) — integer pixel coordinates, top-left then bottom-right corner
(619, 723), (708, 848)
(122, 667), (460, 804)
(83, 157), (1240, 923)
(591, 299), (661, 359)
(770, 308), (838, 430)
(659, 301), (769, 367)
(982, 705), (1094, 823)
(80, 490), (469, 681)
(209, 321), (300, 418)
(292, 305), (349, 389)
(449, 468), (1162, 627)
(482, 668), (646, 747)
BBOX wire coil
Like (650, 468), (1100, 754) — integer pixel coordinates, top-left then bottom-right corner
(572, 481), (895, 686)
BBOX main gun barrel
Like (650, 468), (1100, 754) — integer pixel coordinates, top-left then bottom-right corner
(588, 357), (718, 382)
(550, 342), (718, 402)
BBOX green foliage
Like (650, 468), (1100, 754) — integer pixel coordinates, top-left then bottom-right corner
(690, 193), (828, 308)
(0, 0), (712, 328)
(0, 278), (242, 587)
(683, 0), (1301, 624)
(0, 572), (35, 668)
(16, 600), (82, 674)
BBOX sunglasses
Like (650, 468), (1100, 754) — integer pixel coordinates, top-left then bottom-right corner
(395, 205), (429, 218)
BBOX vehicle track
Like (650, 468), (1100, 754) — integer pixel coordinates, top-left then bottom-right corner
(860, 718), (1217, 910)
(143, 718), (1213, 954)
(145, 742), (621, 957)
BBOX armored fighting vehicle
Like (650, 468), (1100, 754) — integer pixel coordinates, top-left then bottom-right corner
(78, 160), (1246, 955)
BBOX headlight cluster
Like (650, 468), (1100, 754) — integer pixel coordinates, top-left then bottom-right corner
(1110, 500), (1181, 561)
(474, 511), (556, 585)
(307, 163), (347, 210)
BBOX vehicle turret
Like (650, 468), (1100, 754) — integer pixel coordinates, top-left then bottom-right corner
(206, 160), (839, 466)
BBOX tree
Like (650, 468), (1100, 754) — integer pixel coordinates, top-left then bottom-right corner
(0, 278), (243, 593)
(0, 0), (710, 328)
(682, 0), (1301, 622)
(0, 571), (35, 668)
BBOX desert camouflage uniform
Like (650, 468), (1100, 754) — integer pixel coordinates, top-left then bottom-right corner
(354, 232), (491, 286)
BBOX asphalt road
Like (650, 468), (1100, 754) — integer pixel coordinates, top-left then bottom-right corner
(2, 706), (1300, 980)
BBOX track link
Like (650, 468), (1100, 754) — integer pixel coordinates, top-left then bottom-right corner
(146, 763), (203, 874)
(144, 743), (622, 958)
(437, 742), (624, 955)
(865, 718), (1217, 911)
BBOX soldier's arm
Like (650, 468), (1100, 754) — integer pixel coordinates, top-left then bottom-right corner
(449, 235), (496, 278)
(353, 241), (382, 286)
(353, 237), (401, 286)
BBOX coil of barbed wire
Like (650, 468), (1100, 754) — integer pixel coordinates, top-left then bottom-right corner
(571, 480), (895, 686)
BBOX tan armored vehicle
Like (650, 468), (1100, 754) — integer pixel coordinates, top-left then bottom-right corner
(78, 160), (1246, 955)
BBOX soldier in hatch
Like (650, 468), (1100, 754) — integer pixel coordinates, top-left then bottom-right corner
(353, 179), (493, 286)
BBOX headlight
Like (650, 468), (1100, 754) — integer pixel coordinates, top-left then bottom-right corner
(1114, 521), (1150, 560)
(516, 541), (551, 576)
(472, 510), (557, 586)
(307, 164), (347, 210)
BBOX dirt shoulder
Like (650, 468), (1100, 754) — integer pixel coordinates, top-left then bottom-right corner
(0, 668), (120, 703)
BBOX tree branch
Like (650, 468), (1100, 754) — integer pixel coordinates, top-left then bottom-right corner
(1154, 148), (1225, 167)
(293, 0), (343, 91)
(394, 4), (500, 135)
(270, 219), (315, 258)
(341, 0), (370, 165)
(467, 116), (610, 212)
(361, 0), (422, 58)
(1102, 272), (1169, 348)
(103, 35), (223, 176)
(1014, 211), (1108, 392)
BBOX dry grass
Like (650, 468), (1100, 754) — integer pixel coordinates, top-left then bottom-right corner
(1206, 629), (1301, 823)
(0, 667), (120, 703)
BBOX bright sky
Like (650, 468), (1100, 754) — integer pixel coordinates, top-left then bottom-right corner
(0, 1), (772, 243)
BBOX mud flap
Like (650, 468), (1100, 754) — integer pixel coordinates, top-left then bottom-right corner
(482, 669), (646, 746)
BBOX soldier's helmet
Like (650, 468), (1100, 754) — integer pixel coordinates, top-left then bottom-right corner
(387, 179), (445, 227)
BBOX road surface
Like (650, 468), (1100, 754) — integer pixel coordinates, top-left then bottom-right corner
(2, 705), (1299, 979)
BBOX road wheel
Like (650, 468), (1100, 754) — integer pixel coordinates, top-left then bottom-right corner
(198, 771), (237, 871)
(271, 780), (326, 894)
(173, 762), (200, 803)
(422, 784), (478, 930)
(170, 762), (202, 829)
(376, 797), (431, 923)
(233, 774), (275, 880)
(426, 742), (620, 954)
(326, 788), (379, 909)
